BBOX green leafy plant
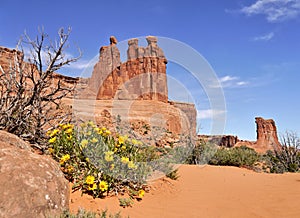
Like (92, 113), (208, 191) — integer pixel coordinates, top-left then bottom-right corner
(47, 121), (180, 203)
(209, 146), (259, 167)
(264, 131), (300, 173)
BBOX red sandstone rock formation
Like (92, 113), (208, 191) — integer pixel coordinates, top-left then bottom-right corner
(89, 36), (121, 94)
(1, 40), (197, 137)
(0, 46), (78, 98)
(0, 131), (69, 217)
(254, 117), (281, 151)
(199, 117), (281, 153)
(90, 36), (168, 102)
(0, 46), (23, 72)
(199, 135), (240, 147)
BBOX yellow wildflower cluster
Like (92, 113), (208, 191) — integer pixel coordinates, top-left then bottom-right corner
(48, 129), (59, 137)
(60, 154), (70, 165)
(47, 123), (74, 144)
(85, 175), (108, 192)
(97, 127), (111, 137)
(121, 156), (137, 169)
(61, 123), (74, 137)
(49, 137), (57, 143)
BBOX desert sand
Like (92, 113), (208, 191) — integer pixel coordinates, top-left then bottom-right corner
(70, 165), (300, 218)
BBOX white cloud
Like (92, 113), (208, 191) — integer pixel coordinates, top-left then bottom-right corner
(210, 75), (249, 88)
(197, 109), (226, 120)
(253, 32), (274, 41)
(236, 81), (248, 86)
(219, 75), (238, 83)
(240, 0), (300, 22)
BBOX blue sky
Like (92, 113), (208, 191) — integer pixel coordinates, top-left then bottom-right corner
(1, 0), (300, 140)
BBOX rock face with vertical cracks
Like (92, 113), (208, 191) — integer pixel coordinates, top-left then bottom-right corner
(0, 131), (69, 218)
(91, 36), (168, 102)
(255, 117), (281, 151)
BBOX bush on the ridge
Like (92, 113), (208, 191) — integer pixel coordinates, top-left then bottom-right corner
(188, 142), (260, 168)
(186, 141), (218, 165)
(264, 131), (300, 173)
(209, 146), (259, 167)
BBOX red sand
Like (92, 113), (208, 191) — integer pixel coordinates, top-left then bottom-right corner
(70, 165), (300, 218)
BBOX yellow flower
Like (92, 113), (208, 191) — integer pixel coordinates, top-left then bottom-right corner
(65, 128), (73, 134)
(128, 161), (136, 169)
(97, 129), (103, 135)
(88, 183), (97, 191)
(102, 129), (111, 137)
(85, 175), (95, 185)
(94, 127), (100, 132)
(67, 135), (72, 141)
(121, 157), (129, 164)
(60, 154), (70, 165)
(85, 157), (89, 162)
(62, 124), (72, 130)
(67, 165), (74, 173)
(121, 145), (126, 150)
(49, 137), (57, 143)
(118, 135), (127, 145)
(49, 129), (59, 137)
(91, 137), (98, 143)
(113, 147), (118, 153)
(86, 131), (92, 136)
(101, 127), (107, 131)
(110, 164), (115, 170)
(99, 181), (108, 192)
(138, 189), (145, 198)
(104, 151), (114, 162)
(62, 154), (70, 161)
(48, 148), (54, 154)
(80, 139), (89, 149)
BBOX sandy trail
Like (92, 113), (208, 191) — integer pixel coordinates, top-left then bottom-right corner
(70, 165), (300, 218)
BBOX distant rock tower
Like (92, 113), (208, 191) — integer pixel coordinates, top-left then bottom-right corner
(255, 117), (281, 151)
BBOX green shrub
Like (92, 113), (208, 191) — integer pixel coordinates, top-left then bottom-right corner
(186, 142), (218, 165)
(209, 146), (259, 167)
(47, 121), (159, 200)
(264, 131), (300, 173)
(187, 142), (260, 168)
